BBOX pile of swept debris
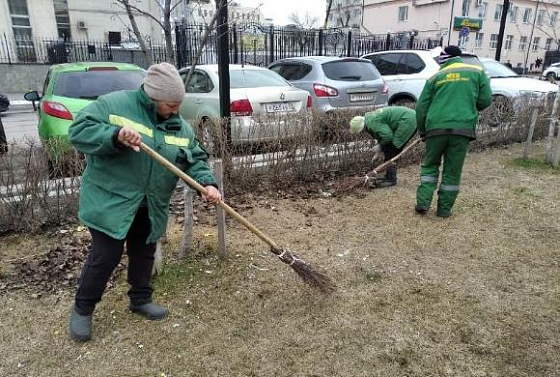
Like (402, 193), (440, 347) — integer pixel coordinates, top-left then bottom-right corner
(0, 228), (124, 295)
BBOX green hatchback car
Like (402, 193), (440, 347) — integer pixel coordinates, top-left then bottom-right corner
(25, 62), (146, 163)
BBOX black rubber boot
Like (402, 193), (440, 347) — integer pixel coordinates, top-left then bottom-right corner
(415, 205), (429, 215)
(437, 210), (452, 218)
(69, 305), (92, 342)
(129, 302), (169, 321)
(377, 166), (397, 188)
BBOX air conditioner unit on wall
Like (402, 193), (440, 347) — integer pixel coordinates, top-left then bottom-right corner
(77, 21), (87, 29)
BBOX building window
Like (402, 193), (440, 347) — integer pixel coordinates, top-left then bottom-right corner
(550, 11), (558, 26)
(523, 8), (532, 23)
(532, 36), (540, 51)
(494, 4), (502, 20)
(478, 2), (488, 18)
(519, 36), (528, 50)
(398, 6), (408, 22)
(462, 0), (471, 16)
(509, 6), (518, 22)
(475, 32), (484, 48)
(53, 0), (71, 40)
(505, 35), (513, 50)
(545, 38), (553, 50)
(537, 9), (545, 25)
(7, 0), (36, 62)
(490, 33), (498, 49)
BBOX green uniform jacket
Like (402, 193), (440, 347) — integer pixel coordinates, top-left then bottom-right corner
(69, 88), (217, 244)
(364, 106), (417, 148)
(416, 57), (493, 140)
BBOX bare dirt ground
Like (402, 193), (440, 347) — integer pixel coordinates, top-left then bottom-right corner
(1, 142), (559, 377)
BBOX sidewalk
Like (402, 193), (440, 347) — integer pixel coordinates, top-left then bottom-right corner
(5, 93), (33, 109)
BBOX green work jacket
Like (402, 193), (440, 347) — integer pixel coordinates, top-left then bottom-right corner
(364, 106), (417, 148)
(416, 57), (493, 140)
(69, 88), (216, 243)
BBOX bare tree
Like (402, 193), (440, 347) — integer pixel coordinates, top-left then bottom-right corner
(324, 0), (334, 29)
(534, 3), (560, 51)
(116, 0), (153, 65)
(336, 3), (352, 28)
(289, 11), (320, 30)
(115, 0), (183, 63)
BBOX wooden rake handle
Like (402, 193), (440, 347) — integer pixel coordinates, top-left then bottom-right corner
(139, 142), (280, 251)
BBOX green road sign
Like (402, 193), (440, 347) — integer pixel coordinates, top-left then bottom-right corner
(453, 17), (483, 31)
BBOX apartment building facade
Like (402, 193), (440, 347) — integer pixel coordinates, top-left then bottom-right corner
(362, 0), (560, 69)
(0, 0), (164, 42)
(1, 0), (266, 63)
(181, 0), (264, 26)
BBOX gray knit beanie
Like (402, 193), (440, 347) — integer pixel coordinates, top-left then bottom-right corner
(143, 62), (185, 103)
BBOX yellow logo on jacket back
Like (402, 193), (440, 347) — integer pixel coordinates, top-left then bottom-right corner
(435, 72), (470, 86)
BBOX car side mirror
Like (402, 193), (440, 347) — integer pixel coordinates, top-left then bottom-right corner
(24, 91), (41, 102)
(24, 91), (40, 111)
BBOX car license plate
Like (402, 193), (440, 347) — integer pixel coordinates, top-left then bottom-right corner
(266, 102), (295, 112)
(350, 93), (374, 102)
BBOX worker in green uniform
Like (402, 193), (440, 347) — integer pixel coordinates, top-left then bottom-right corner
(415, 45), (492, 217)
(68, 62), (221, 341)
(349, 106), (417, 187)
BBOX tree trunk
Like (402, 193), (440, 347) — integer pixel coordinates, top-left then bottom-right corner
(163, 0), (175, 63)
(120, 0), (152, 66)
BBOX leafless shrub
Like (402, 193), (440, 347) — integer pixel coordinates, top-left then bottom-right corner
(0, 139), (83, 234)
(0, 97), (555, 234)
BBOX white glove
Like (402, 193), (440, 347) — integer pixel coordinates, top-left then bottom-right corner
(371, 144), (383, 164)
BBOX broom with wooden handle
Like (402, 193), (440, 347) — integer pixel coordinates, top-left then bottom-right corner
(336, 137), (424, 193)
(140, 142), (335, 293)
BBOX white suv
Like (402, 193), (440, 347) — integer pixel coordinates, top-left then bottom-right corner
(361, 49), (441, 106)
(362, 49), (558, 108)
(542, 63), (560, 81)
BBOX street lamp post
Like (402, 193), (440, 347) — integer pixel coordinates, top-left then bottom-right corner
(447, 0), (456, 45)
(495, 0), (511, 61)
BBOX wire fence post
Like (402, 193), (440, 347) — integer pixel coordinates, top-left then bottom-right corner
(180, 186), (195, 258)
(523, 105), (540, 159)
(214, 159), (226, 255)
(545, 89), (560, 163)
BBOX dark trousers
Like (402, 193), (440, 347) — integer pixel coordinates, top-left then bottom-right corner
(74, 207), (156, 315)
(381, 143), (402, 162)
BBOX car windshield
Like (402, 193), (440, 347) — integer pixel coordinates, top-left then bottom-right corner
(322, 60), (380, 81)
(481, 60), (518, 78)
(53, 70), (146, 99)
(230, 69), (289, 88)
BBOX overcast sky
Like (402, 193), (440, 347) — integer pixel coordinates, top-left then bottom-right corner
(238, 0), (326, 26)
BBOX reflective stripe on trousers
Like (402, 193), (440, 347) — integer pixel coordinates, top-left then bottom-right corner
(439, 184), (460, 191)
(420, 175), (438, 183)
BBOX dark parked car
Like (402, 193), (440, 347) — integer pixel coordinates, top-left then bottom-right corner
(0, 91), (9, 112)
(0, 115), (7, 154)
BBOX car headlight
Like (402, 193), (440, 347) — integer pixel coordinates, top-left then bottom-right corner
(519, 90), (546, 98)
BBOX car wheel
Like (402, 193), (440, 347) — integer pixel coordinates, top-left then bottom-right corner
(392, 97), (416, 108)
(547, 72), (557, 82)
(198, 118), (222, 157)
(484, 95), (514, 127)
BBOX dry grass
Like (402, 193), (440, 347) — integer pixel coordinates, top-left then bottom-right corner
(1, 142), (559, 376)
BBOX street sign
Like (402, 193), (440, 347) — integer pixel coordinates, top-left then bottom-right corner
(460, 26), (470, 37)
(453, 16), (483, 31)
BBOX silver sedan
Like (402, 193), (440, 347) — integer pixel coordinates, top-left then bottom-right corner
(178, 65), (312, 154)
